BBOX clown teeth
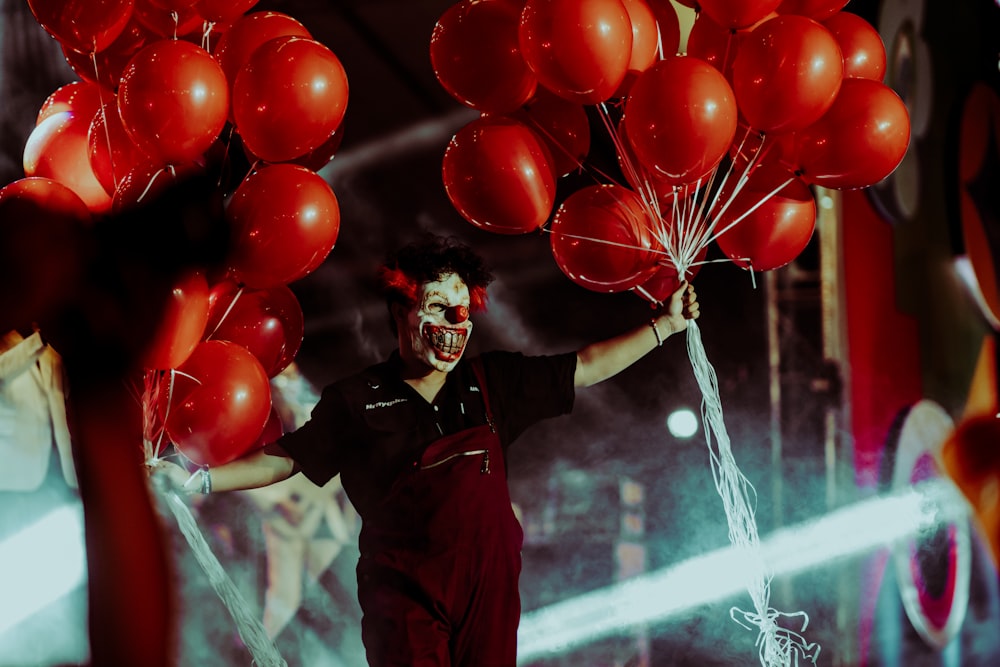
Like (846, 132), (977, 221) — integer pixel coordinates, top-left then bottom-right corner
(428, 327), (467, 356)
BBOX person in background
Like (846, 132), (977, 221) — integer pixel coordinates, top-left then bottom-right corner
(155, 234), (699, 667)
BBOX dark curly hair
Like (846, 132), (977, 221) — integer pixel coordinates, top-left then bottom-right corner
(378, 234), (494, 335)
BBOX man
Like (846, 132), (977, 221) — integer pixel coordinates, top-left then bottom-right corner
(157, 234), (699, 666)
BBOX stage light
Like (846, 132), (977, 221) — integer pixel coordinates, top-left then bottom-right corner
(666, 407), (698, 438)
(0, 504), (86, 635)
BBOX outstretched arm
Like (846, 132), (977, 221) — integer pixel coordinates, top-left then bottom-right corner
(574, 282), (699, 388)
(151, 441), (298, 494)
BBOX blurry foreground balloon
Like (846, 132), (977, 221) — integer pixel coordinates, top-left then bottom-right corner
(0, 178), (90, 333)
(138, 269), (210, 370)
(940, 415), (1000, 567)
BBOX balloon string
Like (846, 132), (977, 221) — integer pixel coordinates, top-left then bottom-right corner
(201, 21), (215, 51)
(135, 165), (177, 204)
(684, 320), (819, 667)
(707, 176), (793, 245)
(163, 490), (288, 667)
(89, 51), (121, 193)
(207, 286), (244, 339)
(517, 110), (587, 177)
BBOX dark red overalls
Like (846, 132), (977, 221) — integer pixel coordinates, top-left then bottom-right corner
(355, 361), (524, 666)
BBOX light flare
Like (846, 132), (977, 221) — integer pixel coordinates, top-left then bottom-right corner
(517, 478), (969, 662)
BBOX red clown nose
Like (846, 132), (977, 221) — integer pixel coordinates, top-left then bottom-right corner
(447, 305), (470, 324)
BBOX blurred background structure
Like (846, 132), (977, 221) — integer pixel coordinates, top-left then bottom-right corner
(1, 1), (999, 666)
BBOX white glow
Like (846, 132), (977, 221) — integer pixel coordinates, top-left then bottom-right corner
(517, 479), (968, 662)
(190, 83), (207, 104)
(954, 255), (1000, 330)
(666, 408), (699, 438)
(0, 505), (87, 635)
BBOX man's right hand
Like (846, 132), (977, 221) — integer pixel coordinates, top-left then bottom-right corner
(147, 458), (200, 494)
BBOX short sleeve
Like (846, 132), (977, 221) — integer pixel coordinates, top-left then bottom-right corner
(479, 350), (577, 446)
(277, 383), (354, 487)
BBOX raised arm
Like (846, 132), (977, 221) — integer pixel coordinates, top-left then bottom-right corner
(574, 281), (699, 388)
(152, 441), (297, 494)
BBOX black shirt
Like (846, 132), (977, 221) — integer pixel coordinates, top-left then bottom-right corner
(279, 349), (577, 518)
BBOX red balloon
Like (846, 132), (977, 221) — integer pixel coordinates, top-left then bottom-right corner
(133, 0), (203, 37)
(776, 0), (848, 21)
(794, 78), (910, 189)
(632, 244), (706, 305)
(139, 269), (210, 370)
(37, 81), (109, 126)
(164, 340), (272, 466)
(226, 163), (341, 288)
(232, 36), (349, 163)
(699, 0), (782, 29)
(510, 88), (591, 177)
(112, 160), (204, 213)
(197, 0), (259, 23)
(519, 0), (633, 105)
(822, 11), (887, 82)
(624, 55), (738, 184)
(213, 11), (311, 94)
(621, 0), (661, 79)
(242, 121), (347, 171)
(149, 0), (198, 9)
(246, 405), (283, 452)
(614, 120), (675, 202)
(118, 39), (229, 164)
(430, 0), (537, 113)
(442, 116), (556, 234)
(550, 183), (661, 292)
(728, 122), (800, 174)
(204, 279), (304, 377)
(714, 164), (816, 270)
(62, 17), (154, 90)
(732, 16), (843, 133)
(27, 0), (133, 53)
(686, 13), (742, 81)
(0, 178), (90, 332)
(89, 101), (146, 195)
(23, 111), (113, 215)
(647, 0), (681, 57)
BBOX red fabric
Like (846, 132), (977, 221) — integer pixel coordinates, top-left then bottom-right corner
(842, 189), (923, 489)
(356, 362), (523, 666)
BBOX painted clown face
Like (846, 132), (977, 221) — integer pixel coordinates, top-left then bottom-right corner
(400, 272), (473, 373)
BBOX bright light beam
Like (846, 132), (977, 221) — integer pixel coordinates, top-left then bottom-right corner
(0, 504), (87, 635)
(517, 478), (969, 662)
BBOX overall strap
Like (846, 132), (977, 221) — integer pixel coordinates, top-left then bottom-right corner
(469, 357), (495, 430)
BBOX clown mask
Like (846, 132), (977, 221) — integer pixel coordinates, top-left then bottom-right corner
(398, 272), (473, 373)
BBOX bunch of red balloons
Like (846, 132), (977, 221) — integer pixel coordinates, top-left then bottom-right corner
(432, 0), (909, 303)
(11, 0), (349, 467)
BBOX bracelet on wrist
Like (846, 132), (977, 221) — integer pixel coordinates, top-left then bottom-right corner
(649, 318), (663, 347)
(199, 466), (212, 494)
